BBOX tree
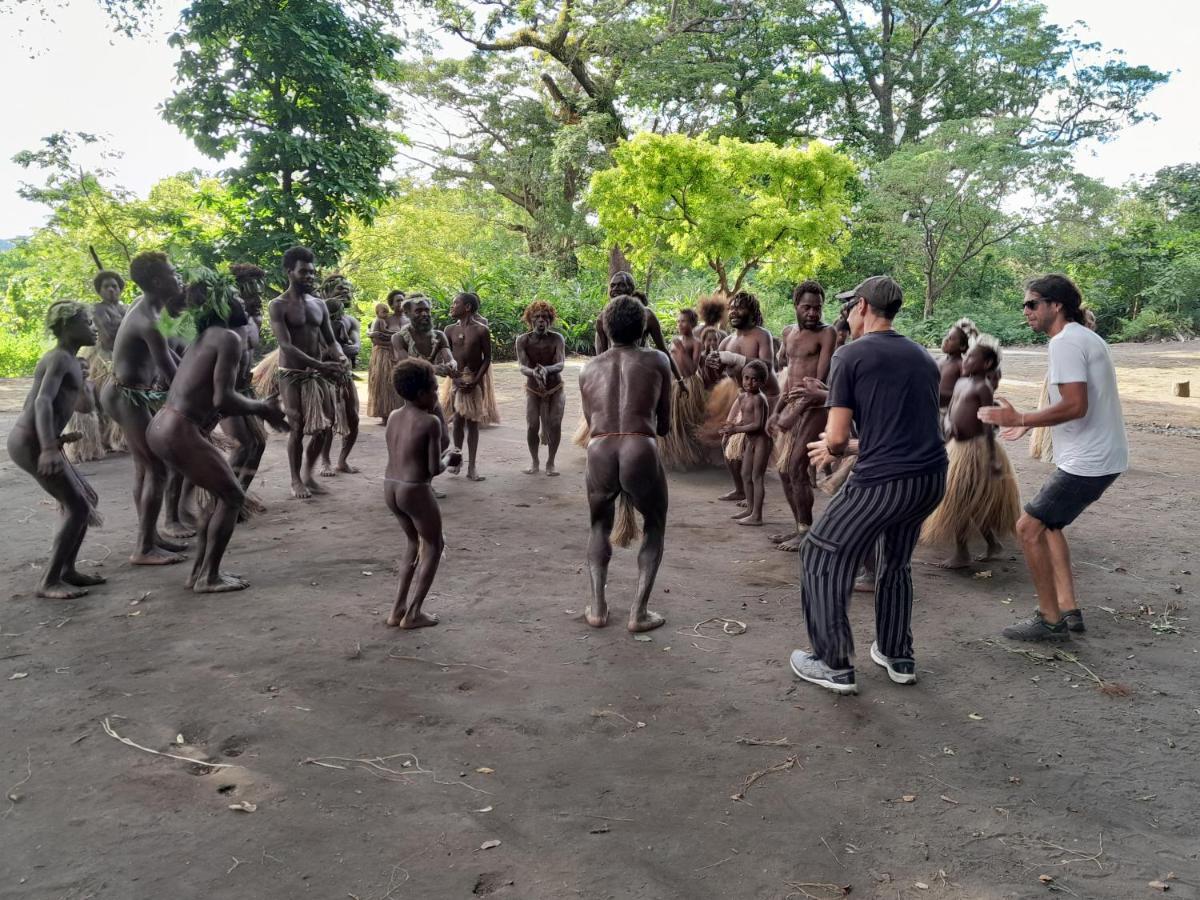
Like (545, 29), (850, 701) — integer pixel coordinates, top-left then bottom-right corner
(589, 133), (856, 296)
(163, 0), (402, 263)
(861, 121), (1063, 318)
(806, 0), (1167, 158)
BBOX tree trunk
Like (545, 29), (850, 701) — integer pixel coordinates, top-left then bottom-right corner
(608, 245), (632, 280)
(924, 274), (937, 320)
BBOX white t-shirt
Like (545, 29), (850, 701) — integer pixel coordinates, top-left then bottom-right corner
(1046, 322), (1128, 477)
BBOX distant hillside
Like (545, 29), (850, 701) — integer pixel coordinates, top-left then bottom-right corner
(0, 238), (18, 252)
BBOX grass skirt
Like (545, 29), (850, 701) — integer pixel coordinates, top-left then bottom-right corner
(611, 493), (641, 548)
(573, 413), (592, 447)
(1029, 377), (1054, 462)
(659, 371), (707, 470)
(921, 437), (1020, 545)
(252, 349), (280, 400)
(63, 410), (105, 464)
(332, 373), (355, 436)
(700, 377), (739, 445)
(367, 343), (402, 418)
(439, 369), (501, 424)
(277, 367), (336, 436)
(81, 346), (125, 452)
(816, 455), (855, 496)
(723, 432), (747, 462)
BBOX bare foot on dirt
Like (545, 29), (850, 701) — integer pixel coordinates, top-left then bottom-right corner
(777, 534), (805, 551)
(717, 490), (745, 502)
(193, 573), (249, 593)
(933, 552), (972, 570)
(731, 509), (752, 520)
(737, 516), (763, 526)
(156, 536), (189, 553)
(770, 531), (796, 544)
(399, 611), (440, 629)
(975, 541), (1003, 562)
(545, 464), (559, 477)
(466, 470), (486, 482)
(161, 521), (196, 539)
(131, 547), (186, 566)
(63, 570), (106, 587)
(318, 463), (337, 477)
(628, 610), (666, 633)
(291, 481), (312, 500)
(523, 465), (539, 475)
(433, 487), (446, 499)
(336, 462), (360, 474)
(303, 477), (329, 495)
(37, 581), (89, 599)
(586, 605), (609, 628)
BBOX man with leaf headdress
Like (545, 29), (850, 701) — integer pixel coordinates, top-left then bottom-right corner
(102, 251), (192, 566)
(147, 271), (289, 593)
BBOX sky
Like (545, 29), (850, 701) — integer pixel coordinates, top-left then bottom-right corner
(1, 0), (1198, 237)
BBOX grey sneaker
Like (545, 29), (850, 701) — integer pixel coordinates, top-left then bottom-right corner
(869, 641), (916, 685)
(1033, 608), (1085, 633)
(789, 650), (858, 695)
(1003, 615), (1071, 643)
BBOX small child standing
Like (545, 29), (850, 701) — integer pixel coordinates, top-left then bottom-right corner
(921, 334), (1020, 568)
(721, 359), (772, 526)
(383, 359), (461, 629)
(937, 317), (978, 409)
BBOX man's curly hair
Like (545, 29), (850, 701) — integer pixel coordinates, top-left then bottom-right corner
(522, 300), (557, 327)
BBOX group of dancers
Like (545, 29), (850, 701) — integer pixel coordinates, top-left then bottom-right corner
(11, 247), (1045, 639)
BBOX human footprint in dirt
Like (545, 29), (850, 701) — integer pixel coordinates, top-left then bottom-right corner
(383, 359), (460, 629)
(7, 302), (106, 598)
(578, 294), (672, 633)
(147, 275), (288, 593)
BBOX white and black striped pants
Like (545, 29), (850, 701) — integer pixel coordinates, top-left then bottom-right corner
(800, 467), (946, 670)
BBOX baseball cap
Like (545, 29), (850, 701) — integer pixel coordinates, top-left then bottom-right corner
(835, 275), (903, 311)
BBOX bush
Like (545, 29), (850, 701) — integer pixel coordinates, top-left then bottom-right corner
(0, 331), (49, 378)
(1113, 308), (1193, 342)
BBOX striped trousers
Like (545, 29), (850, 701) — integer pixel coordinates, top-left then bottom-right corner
(800, 467), (946, 670)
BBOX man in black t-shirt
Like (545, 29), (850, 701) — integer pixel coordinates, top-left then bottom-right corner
(790, 276), (947, 695)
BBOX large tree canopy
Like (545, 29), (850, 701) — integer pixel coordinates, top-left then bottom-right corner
(163, 0), (402, 263)
(589, 133), (856, 296)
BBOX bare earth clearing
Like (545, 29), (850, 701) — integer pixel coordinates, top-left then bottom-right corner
(1, 341), (1198, 900)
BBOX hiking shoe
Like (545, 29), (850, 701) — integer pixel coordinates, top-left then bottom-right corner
(789, 650), (858, 695)
(869, 642), (917, 685)
(1033, 607), (1086, 633)
(1003, 615), (1071, 643)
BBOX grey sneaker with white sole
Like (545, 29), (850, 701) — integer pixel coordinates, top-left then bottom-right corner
(869, 642), (917, 684)
(789, 650), (858, 695)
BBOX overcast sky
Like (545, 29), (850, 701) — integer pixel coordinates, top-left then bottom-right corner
(1, 0), (1197, 237)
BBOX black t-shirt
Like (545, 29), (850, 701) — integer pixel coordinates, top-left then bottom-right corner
(826, 330), (946, 486)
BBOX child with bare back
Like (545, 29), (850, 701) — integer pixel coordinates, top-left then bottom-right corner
(383, 359), (462, 629)
(7, 302), (105, 598)
(721, 359), (772, 526)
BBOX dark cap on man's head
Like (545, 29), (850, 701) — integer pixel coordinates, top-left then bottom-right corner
(835, 275), (903, 312)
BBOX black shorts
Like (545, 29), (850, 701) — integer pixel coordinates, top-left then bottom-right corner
(1025, 468), (1119, 531)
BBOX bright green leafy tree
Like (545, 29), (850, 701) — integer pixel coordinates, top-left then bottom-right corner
(589, 133), (857, 296)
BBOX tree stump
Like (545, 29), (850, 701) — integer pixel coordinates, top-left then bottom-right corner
(1174, 381), (1190, 398)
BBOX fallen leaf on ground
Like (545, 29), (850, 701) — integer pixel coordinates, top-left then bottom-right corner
(473, 806), (493, 813)
(633, 635), (653, 642)
(175, 734), (185, 745)
(1148, 880), (1171, 891)
(1038, 874), (1054, 884)
(968, 713), (984, 721)
(475, 767), (495, 774)
(228, 801), (257, 813)
(9, 672), (28, 680)
(974, 570), (993, 579)
(479, 840), (501, 851)
(914, 882), (929, 890)
(940, 794), (958, 804)
(900, 794), (917, 802)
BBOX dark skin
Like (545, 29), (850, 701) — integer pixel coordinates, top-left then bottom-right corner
(670, 314), (702, 378)
(698, 330), (725, 388)
(391, 301), (455, 375)
(6, 309), (106, 598)
(938, 325), (969, 408)
(721, 367), (771, 526)
(935, 344), (1005, 569)
(595, 295), (685, 389)
(220, 277), (268, 518)
(579, 336), (672, 633)
(769, 292), (835, 549)
(91, 275), (127, 353)
(383, 383), (461, 629)
(267, 258), (348, 499)
(516, 313), (566, 475)
(318, 299), (361, 476)
(146, 304), (289, 593)
(706, 295), (778, 501)
(369, 299), (406, 425)
(444, 296), (493, 482)
(101, 262), (190, 564)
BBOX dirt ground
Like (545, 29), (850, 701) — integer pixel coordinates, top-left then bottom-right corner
(1, 341), (1197, 900)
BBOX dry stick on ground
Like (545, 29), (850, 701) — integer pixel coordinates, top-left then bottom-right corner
(784, 881), (850, 900)
(387, 653), (507, 673)
(820, 837), (845, 869)
(101, 718), (239, 770)
(303, 752), (492, 795)
(3, 747), (33, 818)
(736, 736), (792, 747)
(731, 754), (800, 802)
(590, 709), (643, 733)
(695, 854), (736, 871)
(982, 641), (1131, 696)
(1031, 833), (1105, 872)
(77, 544), (112, 566)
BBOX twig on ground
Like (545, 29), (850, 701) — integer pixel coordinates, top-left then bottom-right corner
(17, 508), (37, 525)
(101, 718), (238, 769)
(582, 814), (635, 822)
(696, 854), (736, 871)
(982, 641), (1131, 696)
(731, 754), (800, 802)
(303, 752), (491, 795)
(3, 748), (33, 818)
(694, 617), (748, 636)
(1033, 833), (1105, 871)
(590, 709), (644, 733)
(784, 881), (850, 900)
(821, 837), (845, 868)
(736, 736), (792, 747)
(77, 544), (112, 565)
(226, 856), (242, 875)
(386, 653), (507, 673)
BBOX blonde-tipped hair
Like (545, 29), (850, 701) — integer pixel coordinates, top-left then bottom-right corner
(969, 331), (1002, 367)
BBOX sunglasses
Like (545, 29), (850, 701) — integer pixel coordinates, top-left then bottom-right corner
(1022, 299), (1044, 311)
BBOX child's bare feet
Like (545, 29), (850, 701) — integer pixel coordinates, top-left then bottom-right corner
(737, 516), (763, 526)
(193, 572), (249, 593)
(466, 469), (486, 482)
(731, 509), (752, 520)
(933, 549), (972, 570)
(303, 477), (329, 495)
(161, 521), (196, 539)
(318, 462), (337, 477)
(523, 464), (539, 475)
(399, 610), (439, 629)
(769, 531), (796, 544)
(336, 462), (360, 474)
(717, 490), (745, 502)
(545, 464), (559, 477)
(131, 547), (186, 565)
(975, 540), (1003, 562)
(291, 480), (312, 500)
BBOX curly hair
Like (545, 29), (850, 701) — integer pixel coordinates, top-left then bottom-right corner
(392, 357), (437, 401)
(385, 289), (406, 307)
(129, 251), (172, 292)
(229, 263), (266, 282)
(743, 358), (769, 381)
(969, 332), (1002, 370)
(93, 270), (125, 295)
(374, 302), (390, 318)
(522, 300), (557, 327)
(455, 291), (480, 313)
(677, 308), (699, 325)
(604, 294), (646, 344)
(46, 300), (89, 336)
(608, 271), (636, 297)
(729, 291), (763, 328)
(281, 245), (314, 272)
(792, 280), (825, 303)
(698, 295), (726, 327)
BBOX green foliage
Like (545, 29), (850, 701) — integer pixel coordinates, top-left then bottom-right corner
(590, 133), (857, 296)
(0, 331), (49, 378)
(163, 0), (402, 263)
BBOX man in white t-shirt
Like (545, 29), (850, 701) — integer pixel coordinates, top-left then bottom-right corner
(979, 274), (1127, 642)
